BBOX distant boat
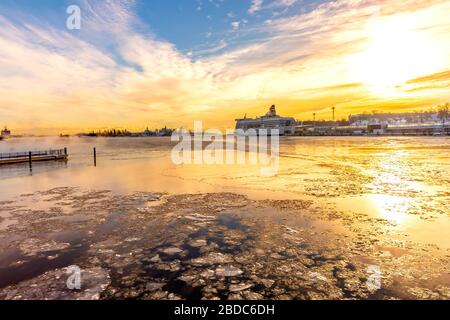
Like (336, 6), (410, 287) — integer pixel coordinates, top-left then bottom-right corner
(1, 126), (11, 139)
(235, 105), (296, 136)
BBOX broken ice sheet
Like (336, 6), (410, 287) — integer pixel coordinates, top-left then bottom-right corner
(0, 267), (110, 300)
(19, 239), (71, 257)
(0, 188), (448, 300)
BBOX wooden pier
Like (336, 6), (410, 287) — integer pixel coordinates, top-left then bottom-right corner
(0, 148), (68, 165)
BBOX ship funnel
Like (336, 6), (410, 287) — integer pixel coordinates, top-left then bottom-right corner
(269, 105), (277, 116)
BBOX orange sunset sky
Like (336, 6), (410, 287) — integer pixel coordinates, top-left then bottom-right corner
(0, 0), (449, 135)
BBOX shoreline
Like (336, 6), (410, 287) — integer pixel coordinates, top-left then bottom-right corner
(2, 134), (450, 140)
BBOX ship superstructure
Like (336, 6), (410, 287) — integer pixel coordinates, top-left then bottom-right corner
(235, 105), (296, 135)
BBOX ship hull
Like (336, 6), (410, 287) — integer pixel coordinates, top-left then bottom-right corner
(235, 128), (288, 136)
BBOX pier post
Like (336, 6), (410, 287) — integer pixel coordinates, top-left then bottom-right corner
(28, 151), (32, 170)
(93, 147), (97, 166)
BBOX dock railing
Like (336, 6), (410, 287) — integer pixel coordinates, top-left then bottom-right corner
(0, 148), (67, 160)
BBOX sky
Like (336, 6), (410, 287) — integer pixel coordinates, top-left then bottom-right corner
(0, 0), (449, 134)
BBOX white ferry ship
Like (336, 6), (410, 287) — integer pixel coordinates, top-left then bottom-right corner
(235, 105), (296, 136)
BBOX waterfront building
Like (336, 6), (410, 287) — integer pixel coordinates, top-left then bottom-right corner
(155, 126), (174, 137)
(143, 127), (152, 136)
(349, 112), (442, 126)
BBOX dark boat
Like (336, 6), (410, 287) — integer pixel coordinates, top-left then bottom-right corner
(1, 126), (11, 140)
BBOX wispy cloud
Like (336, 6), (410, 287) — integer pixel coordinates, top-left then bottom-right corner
(249, 0), (263, 14)
(0, 0), (449, 133)
(249, 0), (297, 15)
(408, 70), (450, 84)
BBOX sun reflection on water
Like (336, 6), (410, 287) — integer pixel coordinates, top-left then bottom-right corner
(367, 147), (420, 226)
(369, 194), (412, 225)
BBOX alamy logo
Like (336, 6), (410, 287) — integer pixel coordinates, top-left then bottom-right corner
(66, 265), (81, 290)
(366, 265), (382, 293)
(171, 121), (280, 176)
(66, 5), (81, 30)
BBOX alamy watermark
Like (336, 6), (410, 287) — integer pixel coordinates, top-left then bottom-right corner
(171, 121), (280, 176)
(66, 5), (81, 30)
(66, 265), (81, 290)
(366, 265), (382, 293)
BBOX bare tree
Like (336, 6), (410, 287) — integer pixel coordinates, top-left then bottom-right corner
(438, 103), (449, 124)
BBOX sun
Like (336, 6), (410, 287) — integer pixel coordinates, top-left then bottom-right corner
(351, 13), (443, 97)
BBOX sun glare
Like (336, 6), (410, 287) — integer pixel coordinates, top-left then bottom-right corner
(352, 14), (443, 97)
